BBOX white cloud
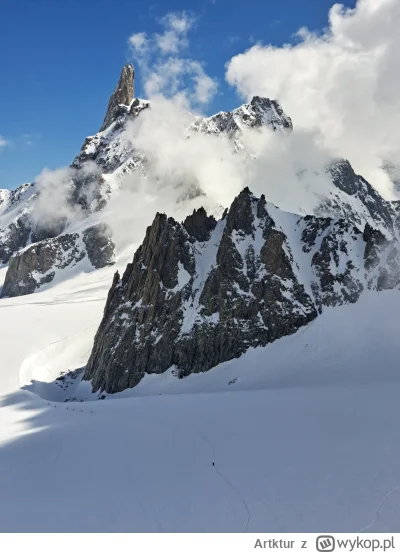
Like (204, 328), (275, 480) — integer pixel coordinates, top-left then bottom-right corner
(225, 0), (400, 198)
(155, 12), (195, 54)
(144, 57), (186, 98)
(31, 7), (379, 249)
(32, 167), (80, 229)
(155, 30), (182, 54)
(189, 61), (218, 104)
(0, 136), (9, 148)
(99, 98), (245, 252)
(128, 32), (150, 56)
(125, 96), (246, 208)
(164, 12), (193, 34)
(31, 161), (106, 231)
(104, 95), (336, 252)
(143, 58), (217, 106)
(128, 11), (217, 109)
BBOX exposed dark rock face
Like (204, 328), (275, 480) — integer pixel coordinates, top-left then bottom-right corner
(325, 159), (394, 231)
(183, 207), (217, 242)
(0, 215), (32, 265)
(362, 223), (400, 291)
(1, 223), (115, 298)
(310, 219), (363, 309)
(2, 234), (84, 297)
(100, 64), (135, 132)
(85, 186), (400, 395)
(363, 223), (388, 271)
(0, 65), (146, 292)
(247, 96), (293, 131)
(71, 103), (148, 177)
(301, 215), (333, 254)
(0, 182), (74, 267)
(84, 189), (318, 393)
(0, 184), (35, 265)
(83, 223), (115, 269)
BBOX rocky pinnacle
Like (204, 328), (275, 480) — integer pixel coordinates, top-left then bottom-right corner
(100, 64), (135, 132)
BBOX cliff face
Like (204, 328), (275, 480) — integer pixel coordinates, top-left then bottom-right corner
(83, 187), (400, 395)
(1, 223), (115, 298)
(99, 64), (135, 132)
(85, 189), (317, 393)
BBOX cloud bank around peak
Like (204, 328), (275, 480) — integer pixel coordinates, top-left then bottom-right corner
(128, 11), (217, 109)
(225, 0), (400, 198)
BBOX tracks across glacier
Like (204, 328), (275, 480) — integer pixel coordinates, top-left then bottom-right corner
(201, 433), (251, 533)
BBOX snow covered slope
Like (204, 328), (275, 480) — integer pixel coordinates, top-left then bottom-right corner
(189, 96), (293, 152)
(1, 261), (400, 532)
(0, 182), (40, 265)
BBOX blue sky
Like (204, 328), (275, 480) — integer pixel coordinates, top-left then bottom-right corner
(0, 0), (356, 190)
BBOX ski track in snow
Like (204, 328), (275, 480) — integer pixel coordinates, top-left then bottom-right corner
(49, 436), (63, 468)
(132, 386), (252, 533)
(32, 329), (250, 534)
(20, 324), (252, 535)
(358, 485), (400, 533)
(201, 434), (251, 533)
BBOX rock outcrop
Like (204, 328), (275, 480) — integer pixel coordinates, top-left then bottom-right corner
(325, 159), (394, 231)
(99, 64), (135, 132)
(84, 187), (400, 395)
(1, 223), (115, 297)
(362, 223), (400, 291)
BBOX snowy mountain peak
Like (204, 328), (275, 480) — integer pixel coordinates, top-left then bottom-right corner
(244, 96), (293, 131)
(189, 95), (292, 146)
(1, 64), (399, 304)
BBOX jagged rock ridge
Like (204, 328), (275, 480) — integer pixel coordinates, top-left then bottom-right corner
(189, 96), (293, 151)
(84, 188), (400, 394)
(1, 223), (115, 297)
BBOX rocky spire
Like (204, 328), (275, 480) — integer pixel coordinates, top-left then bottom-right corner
(100, 64), (134, 132)
(183, 207), (217, 242)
